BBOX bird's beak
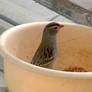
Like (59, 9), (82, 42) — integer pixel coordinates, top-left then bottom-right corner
(59, 25), (64, 29)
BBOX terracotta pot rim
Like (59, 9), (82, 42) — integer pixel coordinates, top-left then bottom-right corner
(1, 21), (92, 79)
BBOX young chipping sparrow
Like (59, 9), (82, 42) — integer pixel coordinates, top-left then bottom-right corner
(31, 22), (64, 68)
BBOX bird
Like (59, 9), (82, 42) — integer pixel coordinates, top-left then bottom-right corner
(31, 22), (64, 69)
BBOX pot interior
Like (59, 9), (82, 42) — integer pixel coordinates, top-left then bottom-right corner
(3, 23), (92, 72)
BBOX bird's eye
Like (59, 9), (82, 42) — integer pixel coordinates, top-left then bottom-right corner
(53, 26), (58, 30)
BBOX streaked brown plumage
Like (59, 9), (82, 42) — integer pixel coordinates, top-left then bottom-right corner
(31, 22), (64, 68)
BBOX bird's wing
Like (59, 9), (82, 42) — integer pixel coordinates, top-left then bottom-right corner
(31, 46), (42, 65)
(31, 46), (55, 66)
(37, 46), (55, 66)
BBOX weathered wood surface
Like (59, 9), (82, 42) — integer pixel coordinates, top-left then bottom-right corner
(0, 19), (13, 33)
(52, 15), (72, 22)
(0, 72), (8, 92)
(0, 0), (72, 24)
(0, 0), (57, 24)
(70, 0), (92, 11)
(34, 0), (92, 26)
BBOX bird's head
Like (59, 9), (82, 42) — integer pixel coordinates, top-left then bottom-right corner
(44, 22), (64, 36)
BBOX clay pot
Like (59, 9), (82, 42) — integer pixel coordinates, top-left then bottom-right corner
(0, 22), (92, 92)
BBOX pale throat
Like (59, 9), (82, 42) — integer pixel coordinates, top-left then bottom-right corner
(42, 30), (57, 46)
